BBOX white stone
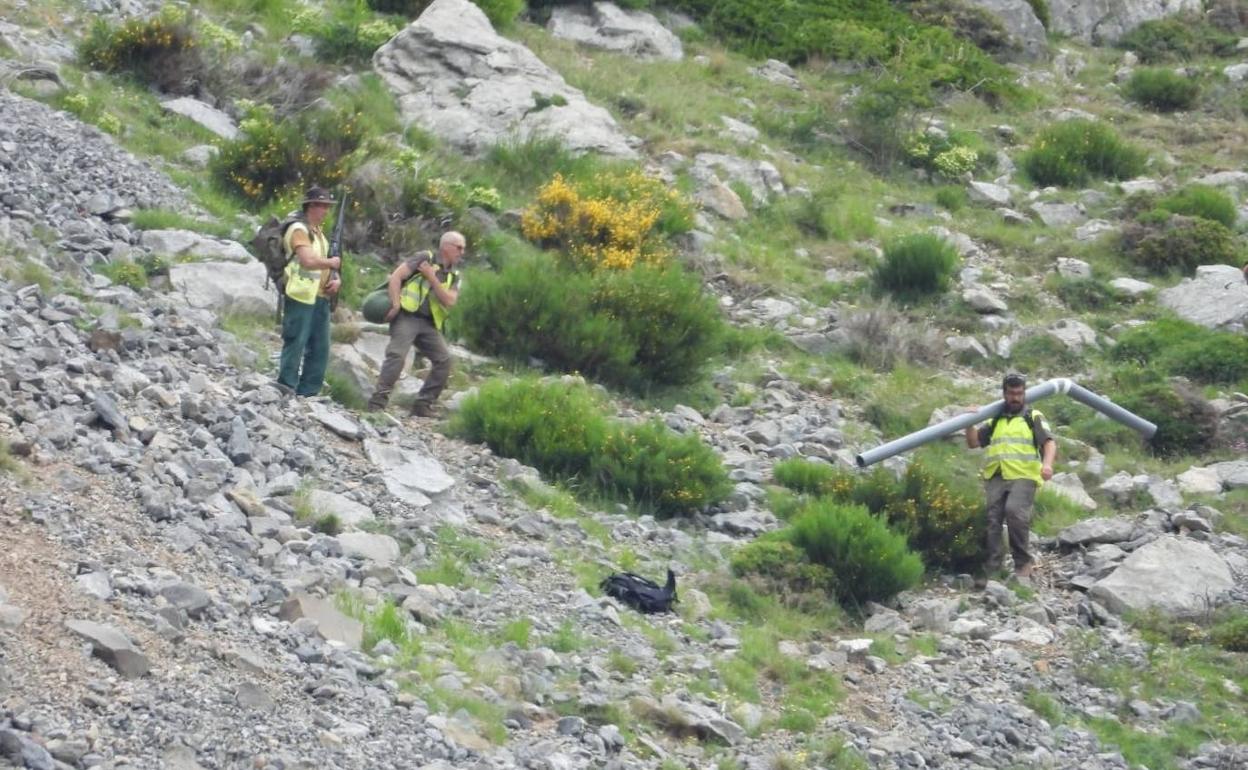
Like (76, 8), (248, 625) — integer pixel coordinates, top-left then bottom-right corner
(1047, 472), (1097, 511)
(168, 260), (276, 317)
(547, 2), (683, 61)
(963, 286), (1008, 314)
(1177, 467), (1223, 496)
(337, 532), (401, 566)
(308, 490), (375, 529)
(1109, 277), (1154, 297)
(374, 0), (637, 158)
(1158, 265), (1248, 329)
(1119, 178), (1163, 195)
(1047, 318), (1098, 352)
(161, 97), (238, 139)
(140, 229), (252, 262)
(1031, 201), (1086, 228)
(1075, 219), (1116, 242)
(969, 181), (1012, 206)
(1090, 536), (1233, 618)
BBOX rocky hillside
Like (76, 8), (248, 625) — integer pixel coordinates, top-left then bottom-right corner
(2, 1), (1248, 770)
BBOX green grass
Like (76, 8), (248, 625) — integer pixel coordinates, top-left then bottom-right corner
(608, 649), (639, 677)
(324, 370), (366, 410)
(543, 620), (589, 653)
(415, 525), (492, 588)
(1031, 486), (1096, 536)
(494, 618), (532, 648)
(128, 209), (234, 238)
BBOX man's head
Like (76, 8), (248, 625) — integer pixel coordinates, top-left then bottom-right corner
(1002, 372), (1026, 414)
(438, 231), (466, 265)
(301, 186), (335, 226)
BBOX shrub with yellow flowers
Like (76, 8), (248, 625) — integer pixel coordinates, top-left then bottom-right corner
(521, 170), (693, 271)
(78, 7), (224, 96)
(211, 101), (364, 206)
(771, 456), (986, 571)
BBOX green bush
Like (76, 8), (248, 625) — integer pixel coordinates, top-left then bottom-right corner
(1111, 318), (1248, 384)
(450, 377), (729, 516)
(730, 539), (839, 606)
(79, 8), (217, 96)
(99, 261), (148, 290)
(596, 420), (732, 516)
(1158, 185), (1237, 228)
(457, 253), (724, 393)
(472, 0), (526, 28)
(1125, 68), (1201, 112)
(452, 377), (607, 479)
(1115, 375), (1220, 457)
(872, 233), (959, 302)
(785, 499), (924, 606)
(1210, 612), (1248, 652)
(772, 458), (837, 496)
(211, 102), (364, 205)
(908, 0), (1013, 56)
(1053, 277), (1123, 312)
(935, 185), (968, 212)
(1119, 16), (1236, 63)
(1120, 215), (1238, 275)
(775, 459), (987, 572)
(1021, 120), (1147, 187)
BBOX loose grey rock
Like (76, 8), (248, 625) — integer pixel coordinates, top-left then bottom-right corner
(1158, 264), (1248, 330)
(65, 619), (151, 678)
(1090, 536), (1233, 618)
(547, 2), (683, 61)
(161, 97), (239, 139)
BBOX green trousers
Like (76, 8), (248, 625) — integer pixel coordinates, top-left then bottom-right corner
(278, 296), (331, 396)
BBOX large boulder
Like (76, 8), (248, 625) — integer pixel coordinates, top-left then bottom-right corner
(160, 97), (238, 139)
(548, 2), (683, 61)
(1089, 536), (1233, 618)
(964, 0), (1049, 60)
(373, 0), (637, 158)
(1047, 0), (1202, 44)
(1158, 264), (1248, 330)
(140, 229), (252, 262)
(168, 260), (277, 317)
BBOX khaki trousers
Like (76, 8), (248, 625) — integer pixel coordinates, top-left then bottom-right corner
(984, 475), (1037, 573)
(367, 312), (451, 411)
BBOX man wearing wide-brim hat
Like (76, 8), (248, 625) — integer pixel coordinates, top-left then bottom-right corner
(277, 185), (341, 396)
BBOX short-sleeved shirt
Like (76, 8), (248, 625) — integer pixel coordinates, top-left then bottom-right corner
(403, 252), (462, 319)
(977, 409), (1053, 450)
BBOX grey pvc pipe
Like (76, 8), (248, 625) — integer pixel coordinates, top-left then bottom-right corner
(854, 378), (1158, 468)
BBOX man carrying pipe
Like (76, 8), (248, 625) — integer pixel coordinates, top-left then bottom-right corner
(964, 373), (1057, 584)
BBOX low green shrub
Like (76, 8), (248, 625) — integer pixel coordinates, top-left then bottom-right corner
(1052, 277), (1123, 312)
(316, 5), (402, 63)
(1210, 611), (1248, 652)
(907, 0), (1013, 56)
(596, 420), (732, 516)
(1158, 184), (1237, 228)
(79, 8), (213, 95)
(211, 102), (364, 205)
(1008, 333), (1087, 379)
(935, 185), (968, 212)
(1119, 16), (1237, 63)
(1120, 215), (1238, 275)
(1111, 318), (1248, 384)
(905, 130), (987, 180)
(872, 233), (959, 302)
(450, 377), (729, 516)
(457, 253), (724, 392)
(472, 0), (526, 28)
(785, 499), (924, 606)
(1021, 120), (1147, 187)
(730, 539), (840, 607)
(1125, 68), (1201, 112)
(1114, 374), (1220, 457)
(774, 458), (987, 572)
(772, 458), (837, 496)
(99, 261), (148, 290)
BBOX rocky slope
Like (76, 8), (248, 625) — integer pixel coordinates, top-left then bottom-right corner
(3, 2), (1248, 770)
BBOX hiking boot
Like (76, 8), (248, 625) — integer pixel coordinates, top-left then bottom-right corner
(410, 402), (434, 418)
(274, 381), (295, 397)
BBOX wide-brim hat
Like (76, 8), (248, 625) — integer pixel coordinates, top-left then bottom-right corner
(302, 186), (336, 206)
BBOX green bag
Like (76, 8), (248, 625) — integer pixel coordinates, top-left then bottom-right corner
(361, 287), (392, 324)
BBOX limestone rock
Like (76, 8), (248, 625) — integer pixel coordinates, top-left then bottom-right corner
(364, 439), (455, 508)
(1177, 467), (1223, 496)
(1075, 219), (1116, 241)
(1058, 516), (1136, 547)
(1047, 318), (1098, 352)
(308, 489), (375, 529)
(1047, 0), (1202, 44)
(1055, 257), (1092, 279)
(161, 97), (239, 139)
(1110, 277), (1154, 297)
(1210, 460), (1248, 489)
(963, 285), (1008, 313)
(547, 2), (682, 61)
(337, 532), (401, 566)
(140, 229), (251, 262)
(279, 594), (364, 649)
(1031, 201), (1086, 228)
(373, 0), (637, 158)
(968, 181), (1012, 206)
(65, 619), (151, 678)
(169, 260), (277, 316)
(1158, 265), (1248, 329)
(963, 0), (1048, 60)
(1048, 472), (1097, 511)
(1090, 536), (1233, 618)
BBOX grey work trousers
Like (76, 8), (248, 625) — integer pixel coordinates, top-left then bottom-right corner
(367, 311), (451, 412)
(984, 475), (1037, 573)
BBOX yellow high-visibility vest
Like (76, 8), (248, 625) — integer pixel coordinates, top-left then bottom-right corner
(282, 222), (328, 305)
(399, 267), (457, 331)
(982, 410), (1045, 483)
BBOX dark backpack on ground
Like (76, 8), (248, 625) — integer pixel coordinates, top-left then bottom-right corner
(600, 569), (678, 614)
(250, 211), (306, 293)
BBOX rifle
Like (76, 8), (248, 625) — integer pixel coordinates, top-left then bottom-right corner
(328, 189), (349, 312)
